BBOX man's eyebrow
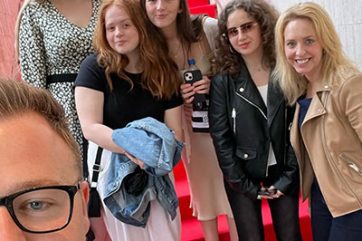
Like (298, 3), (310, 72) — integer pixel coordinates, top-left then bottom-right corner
(1, 179), (63, 197)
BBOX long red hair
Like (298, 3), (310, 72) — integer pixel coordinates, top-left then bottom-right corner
(93, 0), (182, 99)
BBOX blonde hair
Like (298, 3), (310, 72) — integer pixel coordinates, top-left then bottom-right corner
(0, 78), (82, 177)
(273, 2), (359, 104)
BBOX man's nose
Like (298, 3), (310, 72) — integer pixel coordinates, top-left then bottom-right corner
(0, 208), (27, 241)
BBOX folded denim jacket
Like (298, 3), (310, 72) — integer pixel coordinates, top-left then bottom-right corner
(97, 117), (183, 227)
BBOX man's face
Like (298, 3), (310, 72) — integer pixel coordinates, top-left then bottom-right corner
(0, 111), (89, 241)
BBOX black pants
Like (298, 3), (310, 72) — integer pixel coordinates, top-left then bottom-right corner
(224, 181), (302, 241)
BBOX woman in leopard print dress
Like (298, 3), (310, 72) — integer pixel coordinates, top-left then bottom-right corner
(16, 0), (101, 164)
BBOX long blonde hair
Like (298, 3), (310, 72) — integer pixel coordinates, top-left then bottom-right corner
(273, 2), (359, 105)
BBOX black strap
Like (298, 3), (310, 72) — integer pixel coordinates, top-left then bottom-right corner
(46, 73), (77, 85)
(88, 146), (103, 218)
(90, 146), (103, 188)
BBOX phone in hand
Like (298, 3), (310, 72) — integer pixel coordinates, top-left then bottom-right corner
(183, 69), (206, 111)
(258, 190), (271, 196)
(257, 188), (276, 196)
(183, 69), (202, 84)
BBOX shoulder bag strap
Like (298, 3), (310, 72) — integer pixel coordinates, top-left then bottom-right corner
(90, 146), (103, 188)
(88, 146), (103, 217)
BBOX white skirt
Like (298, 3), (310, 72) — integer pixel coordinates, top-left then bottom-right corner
(87, 141), (181, 241)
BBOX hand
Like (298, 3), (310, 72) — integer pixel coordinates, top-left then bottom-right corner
(180, 83), (195, 104)
(268, 186), (284, 199)
(193, 76), (211, 95)
(180, 76), (211, 104)
(257, 187), (274, 200)
(123, 151), (145, 169)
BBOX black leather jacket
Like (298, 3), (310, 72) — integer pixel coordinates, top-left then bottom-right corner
(209, 65), (299, 199)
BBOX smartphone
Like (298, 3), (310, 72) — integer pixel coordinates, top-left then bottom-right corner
(183, 69), (206, 111)
(257, 189), (276, 196)
(183, 69), (202, 84)
(257, 190), (271, 196)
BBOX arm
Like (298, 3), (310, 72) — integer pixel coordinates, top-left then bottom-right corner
(164, 105), (184, 142)
(18, 6), (47, 87)
(75, 86), (125, 154)
(339, 74), (362, 142)
(209, 75), (259, 198)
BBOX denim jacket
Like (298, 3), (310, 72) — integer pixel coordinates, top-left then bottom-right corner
(97, 117), (183, 227)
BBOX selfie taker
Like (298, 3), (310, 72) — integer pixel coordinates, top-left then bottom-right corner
(0, 79), (90, 241)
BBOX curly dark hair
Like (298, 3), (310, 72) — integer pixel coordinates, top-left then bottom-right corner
(211, 0), (278, 77)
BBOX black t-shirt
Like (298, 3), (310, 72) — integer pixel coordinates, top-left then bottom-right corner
(75, 54), (182, 129)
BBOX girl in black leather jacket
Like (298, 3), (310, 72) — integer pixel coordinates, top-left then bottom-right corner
(208, 0), (302, 240)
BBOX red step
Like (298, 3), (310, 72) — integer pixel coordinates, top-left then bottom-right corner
(189, 4), (217, 18)
(187, 0), (210, 8)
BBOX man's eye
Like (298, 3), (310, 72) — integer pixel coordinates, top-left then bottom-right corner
(18, 200), (50, 213)
(29, 201), (45, 210)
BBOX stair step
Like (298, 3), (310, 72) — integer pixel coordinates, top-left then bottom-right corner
(187, 0), (210, 8)
(174, 162), (188, 182)
(189, 4), (217, 18)
(175, 179), (194, 221)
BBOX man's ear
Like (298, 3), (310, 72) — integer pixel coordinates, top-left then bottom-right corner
(79, 181), (90, 233)
(80, 181), (90, 215)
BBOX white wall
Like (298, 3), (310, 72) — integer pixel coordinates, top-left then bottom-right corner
(213, 0), (362, 69)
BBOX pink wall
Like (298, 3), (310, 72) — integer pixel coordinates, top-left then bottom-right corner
(0, 0), (23, 79)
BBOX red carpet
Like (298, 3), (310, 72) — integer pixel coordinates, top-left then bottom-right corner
(174, 161), (313, 241)
(188, 0), (217, 18)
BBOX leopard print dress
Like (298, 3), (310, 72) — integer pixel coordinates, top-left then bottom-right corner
(18, 0), (101, 159)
